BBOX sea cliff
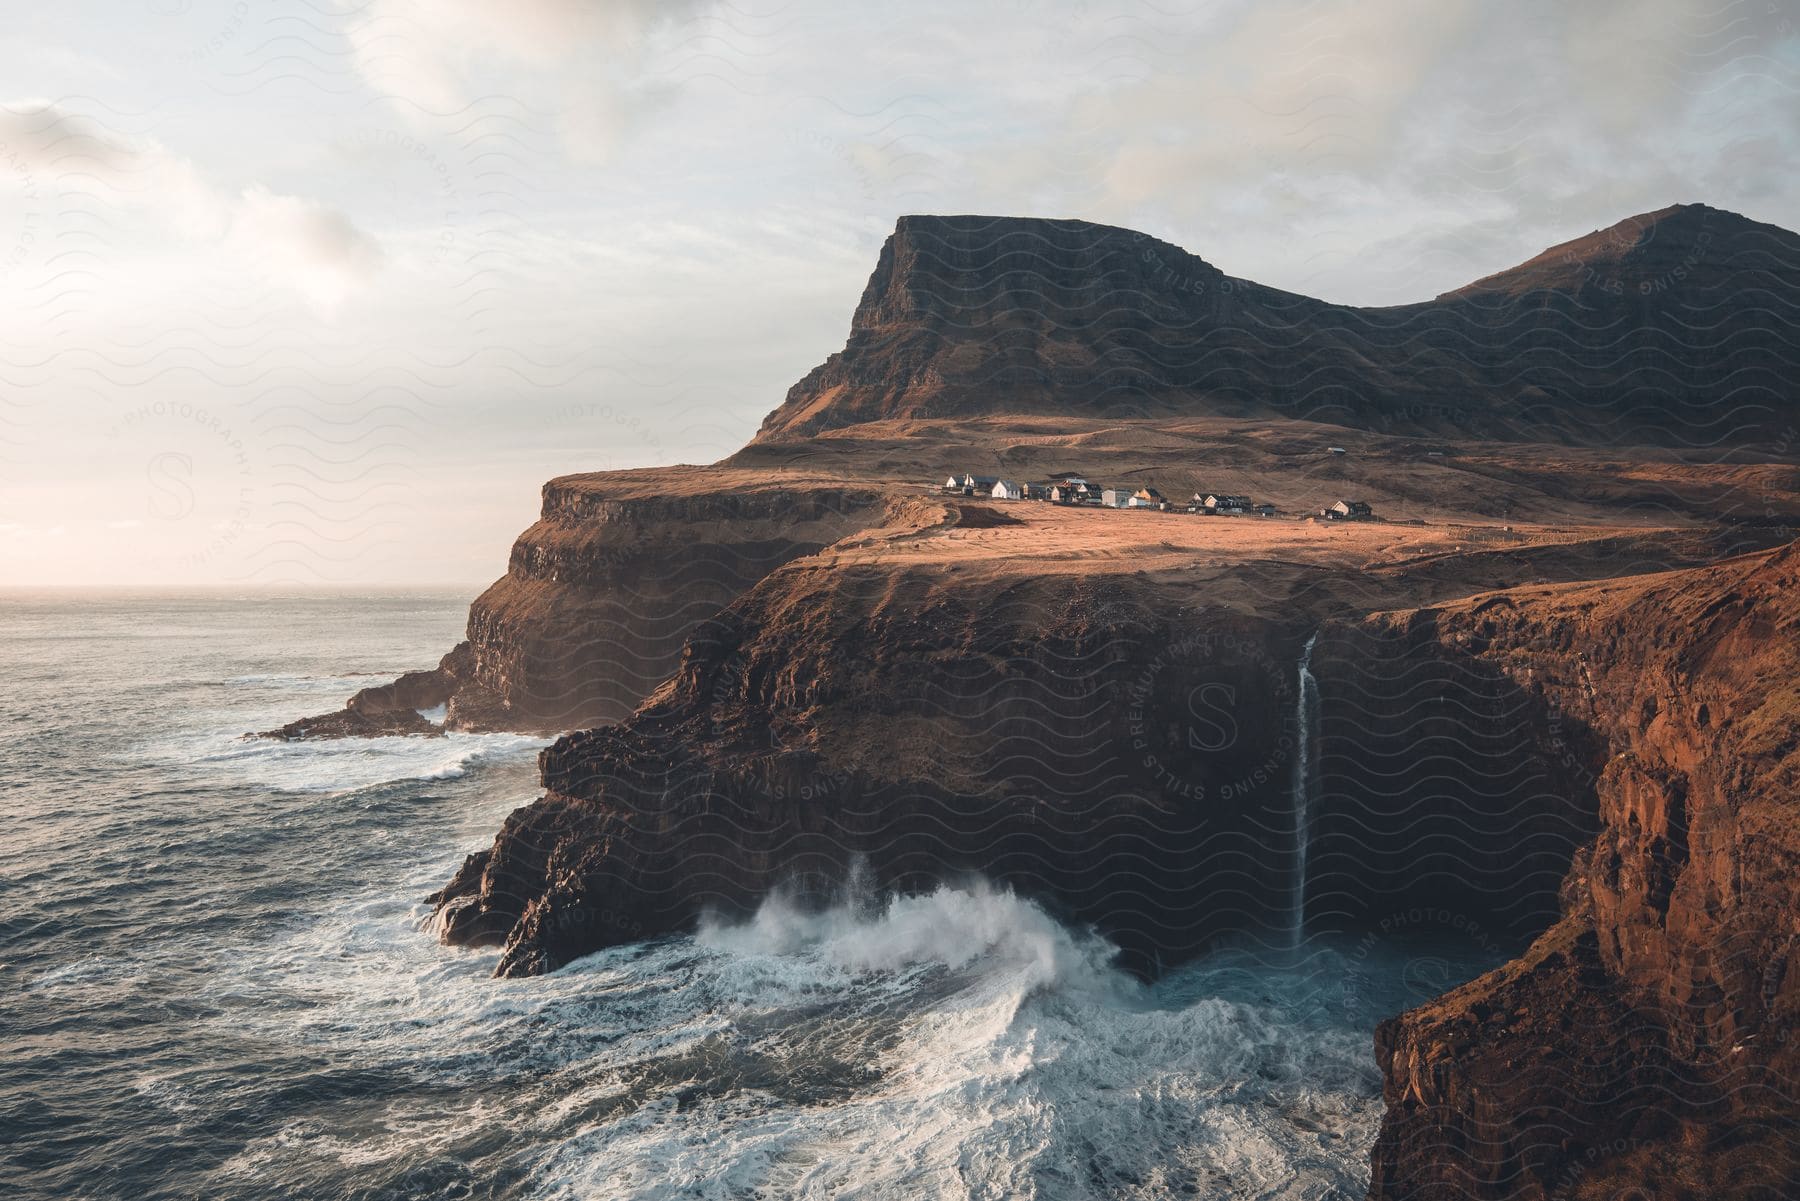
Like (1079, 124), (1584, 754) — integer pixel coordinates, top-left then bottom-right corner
(270, 203), (1799, 1197)
(1365, 542), (1800, 1200)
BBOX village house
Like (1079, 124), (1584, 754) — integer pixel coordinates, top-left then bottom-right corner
(1202, 494), (1254, 515)
(1254, 502), (1277, 517)
(1100, 487), (1135, 509)
(1324, 499), (1375, 520)
(1128, 487), (1168, 510)
(1049, 479), (1098, 504)
(990, 479), (1024, 501)
(959, 473), (999, 496)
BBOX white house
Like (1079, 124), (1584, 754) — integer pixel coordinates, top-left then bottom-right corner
(960, 474), (1000, 495)
(990, 479), (1024, 501)
(1127, 487), (1167, 509)
(1100, 487), (1134, 508)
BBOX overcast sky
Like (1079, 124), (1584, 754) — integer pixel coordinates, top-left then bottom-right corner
(2, 0), (1795, 585)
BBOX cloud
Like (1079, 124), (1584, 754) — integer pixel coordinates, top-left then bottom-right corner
(231, 186), (385, 312)
(1014, 0), (1482, 210)
(0, 100), (383, 311)
(345, 0), (714, 159)
(0, 101), (225, 234)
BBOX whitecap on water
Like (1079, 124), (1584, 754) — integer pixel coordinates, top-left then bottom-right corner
(144, 726), (547, 794)
(214, 873), (1403, 1201)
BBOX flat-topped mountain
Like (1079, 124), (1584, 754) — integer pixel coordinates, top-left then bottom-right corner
(758, 205), (1799, 445)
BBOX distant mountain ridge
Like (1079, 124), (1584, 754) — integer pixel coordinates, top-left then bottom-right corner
(756, 204), (1800, 446)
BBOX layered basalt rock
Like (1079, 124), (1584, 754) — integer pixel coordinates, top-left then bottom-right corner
(448, 477), (893, 732)
(1367, 541), (1800, 1200)
(426, 531), (1662, 978)
(1303, 618), (1605, 943)
(271, 473), (893, 737)
(429, 564), (1326, 976)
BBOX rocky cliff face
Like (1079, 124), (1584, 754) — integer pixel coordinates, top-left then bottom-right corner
(430, 555), (1331, 976)
(266, 471), (894, 738)
(758, 206), (1800, 447)
(274, 204), (1800, 1194)
(1364, 542), (1800, 1200)
(445, 474), (891, 731)
(424, 512), (1734, 978)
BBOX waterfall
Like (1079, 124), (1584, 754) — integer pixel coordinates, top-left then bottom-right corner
(1290, 631), (1321, 950)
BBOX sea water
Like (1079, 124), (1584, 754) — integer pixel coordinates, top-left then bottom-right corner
(0, 591), (1495, 1200)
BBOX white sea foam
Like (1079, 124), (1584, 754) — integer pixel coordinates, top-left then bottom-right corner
(217, 875), (1395, 1201)
(150, 726), (547, 794)
(697, 879), (1127, 999)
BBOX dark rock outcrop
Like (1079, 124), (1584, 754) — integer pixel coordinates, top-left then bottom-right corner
(429, 565), (1327, 976)
(258, 649), (474, 740)
(266, 475), (894, 738)
(425, 530), (1673, 977)
(1366, 541), (1800, 1200)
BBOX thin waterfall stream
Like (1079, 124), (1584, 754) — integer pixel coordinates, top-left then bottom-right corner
(1291, 630), (1321, 950)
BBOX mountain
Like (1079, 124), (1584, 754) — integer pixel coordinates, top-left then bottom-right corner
(758, 205), (1800, 446)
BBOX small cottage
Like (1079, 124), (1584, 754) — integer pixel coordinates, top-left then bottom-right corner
(1203, 494), (1252, 515)
(1325, 499), (1374, 520)
(991, 479), (1024, 501)
(942, 473), (963, 492)
(961, 474), (1000, 496)
(1254, 502), (1276, 517)
(1128, 487), (1166, 509)
(1100, 487), (1135, 509)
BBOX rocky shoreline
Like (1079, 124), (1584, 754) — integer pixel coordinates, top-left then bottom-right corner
(269, 204), (1800, 1198)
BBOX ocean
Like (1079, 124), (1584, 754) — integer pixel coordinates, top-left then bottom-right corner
(0, 591), (1495, 1200)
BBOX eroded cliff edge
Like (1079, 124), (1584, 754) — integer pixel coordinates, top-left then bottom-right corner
(1361, 542), (1800, 1200)
(265, 471), (894, 737)
(422, 509), (1760, 978)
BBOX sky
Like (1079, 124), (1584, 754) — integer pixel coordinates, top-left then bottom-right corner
(1, 0), (1795, 586)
